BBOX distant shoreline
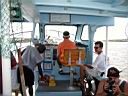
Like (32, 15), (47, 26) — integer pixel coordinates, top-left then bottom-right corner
(103, 39), (128, 42)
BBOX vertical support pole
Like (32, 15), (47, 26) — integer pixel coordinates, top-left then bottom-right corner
(1, 0), (11, 95)
(68, 50), (74, 89)
(69, 69), (74, 86)
(18, 48), (27, 96)
(88, 25), (97, 64)
(78, 49), (82, 64)
(31, 22), (36, 44)
(0, 45), (2, 94)
(0, 1), (1, 93)
(39, 23), (45, 43)
(68, 51), (71, 65)
(75, 25), (84, 41)
(105, 26), (108, 64)
(2, 55), (11, 95)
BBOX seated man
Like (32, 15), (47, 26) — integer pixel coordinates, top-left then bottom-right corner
(80, 41), (109, 93)
(57, 31), (77, 73)
(96, 67), (128, 96)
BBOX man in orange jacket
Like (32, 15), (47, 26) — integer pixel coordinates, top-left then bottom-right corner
(57, 31), (77, 73)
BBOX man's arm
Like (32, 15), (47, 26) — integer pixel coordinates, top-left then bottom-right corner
(123, 81), (128, 96)
(96, 80), (107, 96)
(37, 62), (43, 76)
(111, 82), (128, 96)
(37, 62), (47, 82)
(84, 64), (93, 69)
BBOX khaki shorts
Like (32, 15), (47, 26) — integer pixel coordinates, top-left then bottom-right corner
(86, 67), (100, 77)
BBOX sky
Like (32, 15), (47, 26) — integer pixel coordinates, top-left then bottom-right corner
(94, 17), (128, 41)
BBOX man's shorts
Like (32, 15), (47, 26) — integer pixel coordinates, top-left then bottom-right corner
(86, 67), (99, 77)
(17, 66), (34, 87)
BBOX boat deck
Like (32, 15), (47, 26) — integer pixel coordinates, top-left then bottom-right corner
(36, 80), (82, 96)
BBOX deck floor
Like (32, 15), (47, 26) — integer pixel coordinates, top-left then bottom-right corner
(36, 80), (81, 92)
(0, 80), (82, 96)
(36, 80), (82, 96)
(36, 80), (80, 92)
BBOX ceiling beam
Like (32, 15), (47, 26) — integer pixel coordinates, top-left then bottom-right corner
(35, 0), (128, 13)
(112, 0), (128, 6)
(37, 6), (128, 17)
(21, 0), (39, 22)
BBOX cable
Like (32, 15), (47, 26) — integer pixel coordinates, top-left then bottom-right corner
(119, 65), (128, 73)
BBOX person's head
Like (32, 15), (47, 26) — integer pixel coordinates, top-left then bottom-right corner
(35, 43), (46, 53)
(107, 67), (120, 81)
(63, 31), (70, 39)
(94, 41), (103, 54)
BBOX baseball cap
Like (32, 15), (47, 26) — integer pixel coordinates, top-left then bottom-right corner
(107, 67), (120, 77)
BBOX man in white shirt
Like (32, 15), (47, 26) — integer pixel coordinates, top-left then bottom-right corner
(80, 41), (109, 94)
(85, 51), (109, 78)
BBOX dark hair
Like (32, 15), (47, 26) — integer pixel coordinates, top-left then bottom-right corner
(63, 31), (70, 37)
(107, 67), (120, 77)
(36, 43), (46, 53)
(95, 41), (103, 48)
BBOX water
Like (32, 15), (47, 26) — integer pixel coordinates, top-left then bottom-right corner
(106, 42), (128, 80)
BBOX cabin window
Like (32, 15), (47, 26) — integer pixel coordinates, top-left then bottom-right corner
(10, 22), (40, 49)
(81, 25), (89, 40)
(94, 26), (106, 41)
(45, 25), (77, 44)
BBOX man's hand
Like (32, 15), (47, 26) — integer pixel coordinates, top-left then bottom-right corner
(39, 75), (47, 85)
(112, 84), (121, 95)
(40, 75), (46, 81)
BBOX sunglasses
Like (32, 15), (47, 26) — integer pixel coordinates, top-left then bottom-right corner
(94, 47), (99, 49)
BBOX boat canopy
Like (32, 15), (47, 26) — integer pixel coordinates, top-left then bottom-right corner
(21, 0), (128, 22)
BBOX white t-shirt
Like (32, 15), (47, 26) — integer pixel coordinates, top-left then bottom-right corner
(22, 46), (43, 72)
(86, 52), (109, 78)
(92, 52), (109, 72)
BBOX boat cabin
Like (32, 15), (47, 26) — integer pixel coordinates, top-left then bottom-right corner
(0, 0), (128, 96)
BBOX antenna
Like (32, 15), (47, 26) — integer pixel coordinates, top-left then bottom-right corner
(119, 65), (128, 73)
(125, 22), (128, 39)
